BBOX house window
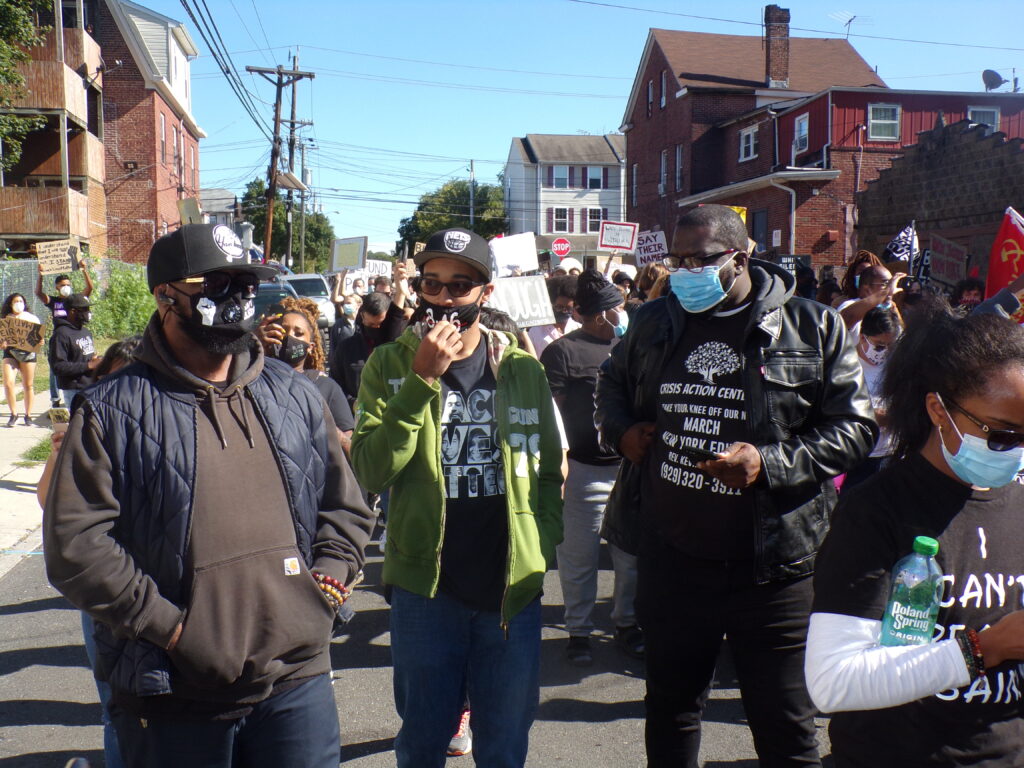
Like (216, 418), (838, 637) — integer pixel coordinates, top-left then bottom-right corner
(553, 208), (569, 233)
(675, 144), (683, 191)
(647, 80), (653, 117)
(659, 150), (668, 196)
(587, 208), (602, 233)
(739, 125), (759, 161)
(968, 106), (1000, 135)
(659, 70), (666, 108)
(794, 114), (809, 152)
(631, 164), (638, 207)
(553, 165), (568, 189)
(189, 146), (195, 190)
(868, 104), (900, 141)
(587, 166), (602, 189)
(160, 114), (166, 164)
(172, 126), (179, 172)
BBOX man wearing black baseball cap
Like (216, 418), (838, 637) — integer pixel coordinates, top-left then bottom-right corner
(44, 223), (374, 767)
(351, 227), (564, 766)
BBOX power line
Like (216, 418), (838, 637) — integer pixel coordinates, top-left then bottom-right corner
(227, 0), (273, 65)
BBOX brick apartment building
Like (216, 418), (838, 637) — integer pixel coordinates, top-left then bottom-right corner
(96, 0), (205, 264)
(623, 4), (1024, 269)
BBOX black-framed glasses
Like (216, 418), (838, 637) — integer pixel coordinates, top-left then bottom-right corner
(183, 271), (259, 299)
(662, 248), (738, 272)
(412, 276), (485, 299)
(947, 398), (1024, 452)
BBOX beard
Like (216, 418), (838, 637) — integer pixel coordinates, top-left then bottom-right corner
(178, 320), (254, 355)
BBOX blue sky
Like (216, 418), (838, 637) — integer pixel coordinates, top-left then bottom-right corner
(146, 1), (1024, 253)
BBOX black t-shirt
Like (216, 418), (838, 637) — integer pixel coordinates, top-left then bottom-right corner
(437, 340), (508, 611)
(302, 369), (354, 432)
(46, 295), (69, 320)
(540, 329), (619, 466)
(643, 306), (755, 560)
(813, 453), (1024, 766)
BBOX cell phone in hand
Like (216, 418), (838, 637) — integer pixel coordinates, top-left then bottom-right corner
(49, 407), (70, 433)
(678, 445), (721, 463)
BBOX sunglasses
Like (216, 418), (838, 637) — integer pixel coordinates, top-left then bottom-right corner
(412, 276), (485, 299)
(947, 398), (1024, 452)
(662, 249), (738, 272)
(184, 271), (259, 299)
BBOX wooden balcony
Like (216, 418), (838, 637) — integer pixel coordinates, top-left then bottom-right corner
(28, 27), (102, 84)
(0, 186), (90, 240)
(13, 60), (87, 125)
(69, 131), (105, 182)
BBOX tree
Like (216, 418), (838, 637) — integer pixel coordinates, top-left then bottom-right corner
(0, 1), (47, 173)
(398, 179), (506, 252)
(240, 178), (336, 272)
(686, 342), (740, 385)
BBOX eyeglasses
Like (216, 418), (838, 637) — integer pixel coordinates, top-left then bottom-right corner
(412, 276), (485, 299)
(947, 398), (1024, 452)
(183, 271), (259, 299)
(662, 249), (738, 272)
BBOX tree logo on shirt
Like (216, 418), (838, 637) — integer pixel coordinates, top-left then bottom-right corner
(686, 342), (740, 384)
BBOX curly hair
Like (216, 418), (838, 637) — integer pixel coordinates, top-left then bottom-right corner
(278, 297), (325, 371)
(840, 250), (883, 299)
(1, 293), (27, 317)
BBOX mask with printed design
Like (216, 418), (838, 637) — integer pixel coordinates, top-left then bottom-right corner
(413, 298), (481, 333)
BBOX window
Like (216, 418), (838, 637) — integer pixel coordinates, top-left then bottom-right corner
(631, 164), (638, 207)
(587, 208), (602, 233)
(553, 207), (569, 233)
(751, 209), (768, 255)
(675, 144), (684, 191)
(587, 166), (602, 189)
(553, 165), (568, 189)
(659, 70), (666, 108)
(739, 125), (759, 161)
(172, 126), (179, 172)
(189, 146), (195, 190)
(659, 150), (668, 195)
(160, 114), (166, 164)
(647, 80), (653, 117)
(794, 114), (809, 152)
(868, 104), (900, 141)
(968, 106), (1000, 135)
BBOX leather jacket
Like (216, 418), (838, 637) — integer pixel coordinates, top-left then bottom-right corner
(595, 260), (877, 583)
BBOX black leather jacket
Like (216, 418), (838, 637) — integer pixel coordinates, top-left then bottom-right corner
(595, 260), (877, 583)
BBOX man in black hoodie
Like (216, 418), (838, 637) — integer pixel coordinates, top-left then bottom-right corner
(48, 292), (98, 405)
(43, 224), (374, 768)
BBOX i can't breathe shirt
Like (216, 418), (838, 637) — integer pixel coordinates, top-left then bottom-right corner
(643, 305), (755, 560)
(438, 340), (509, 612)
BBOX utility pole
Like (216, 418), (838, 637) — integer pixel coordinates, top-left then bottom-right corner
(468, 159), (475, 229)
(299, 140), (308, 272)
(246, 63), (315, 261)
(285, 52), (299, 268)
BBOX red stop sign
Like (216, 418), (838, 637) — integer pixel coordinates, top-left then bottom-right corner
(551, 238), (572, 258)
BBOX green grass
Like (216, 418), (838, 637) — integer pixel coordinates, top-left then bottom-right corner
(21, 437), (52, 463)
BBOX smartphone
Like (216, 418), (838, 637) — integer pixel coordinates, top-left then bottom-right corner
(49, 407), (70, 434)
(678, 445), (721, 463)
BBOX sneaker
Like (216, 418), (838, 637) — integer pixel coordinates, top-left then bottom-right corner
(447, 708), (472, 757)
(566, 635), (593, 666)
(5, 414), (16, 428)
(23, 415), (32, 427)
(615, 624), (646, 659)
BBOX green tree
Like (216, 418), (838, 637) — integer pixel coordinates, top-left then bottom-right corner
(398, 179), (506, 252)
(241, 178), (335, 272)
(0, 0), (47, 172)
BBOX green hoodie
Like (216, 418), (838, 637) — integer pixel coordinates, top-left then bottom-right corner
(351, 325), (563, 624)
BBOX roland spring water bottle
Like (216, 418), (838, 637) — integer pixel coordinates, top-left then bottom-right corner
(880, 536), (943, 646)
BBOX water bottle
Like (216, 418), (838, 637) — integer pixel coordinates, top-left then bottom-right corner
(880, 536), (943, 646)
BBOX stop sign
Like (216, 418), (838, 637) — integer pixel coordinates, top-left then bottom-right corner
(551, 238), (572, 258)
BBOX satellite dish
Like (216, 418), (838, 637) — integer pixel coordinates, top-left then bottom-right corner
(983, 69), (1009, 91)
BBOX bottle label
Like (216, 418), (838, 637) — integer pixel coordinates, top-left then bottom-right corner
(888, 599), (933, 634)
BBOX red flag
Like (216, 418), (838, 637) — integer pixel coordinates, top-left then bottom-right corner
(985, 206), (1024, 298)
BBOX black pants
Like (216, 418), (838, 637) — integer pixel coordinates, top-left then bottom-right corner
(636, 535), (821, 768)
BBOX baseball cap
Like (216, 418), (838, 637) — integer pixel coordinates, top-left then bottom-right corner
(147, 223), (277, 290)
(66, 293), (91, 309)
(413, 228), (492, 282)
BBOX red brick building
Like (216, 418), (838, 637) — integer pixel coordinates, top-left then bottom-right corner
(96, 0), (205, 264)
(622, 4), (1024, 269)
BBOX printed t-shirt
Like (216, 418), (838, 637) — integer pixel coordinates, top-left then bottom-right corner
(46, 296), (70, 320)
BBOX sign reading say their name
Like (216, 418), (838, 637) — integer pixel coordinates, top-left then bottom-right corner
(0, 316), (45, 353)
(598, 220), (639, 253)
(635, 230), (668, 267)
(36, 238), (81, 275)
(488, 276), (555, 328)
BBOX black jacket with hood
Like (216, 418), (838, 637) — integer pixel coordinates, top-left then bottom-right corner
(595, 260), (877, 582)
(49, 316), (95, 390)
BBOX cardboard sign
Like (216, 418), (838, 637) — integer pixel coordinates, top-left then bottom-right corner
(365, 259), (391, 278)
(36, 238), (80, 275)
(0, 316), (45, 353)
(928, 234), (969, 286)
(177, 198), (203, 225)
(598, 221), (639, 253)
(635, 231), (668, 267)
(490, 232), (539, 277)
(330, 236), (368, 271)
(413, 242), (426, 255)
(488, 275), (556, 329)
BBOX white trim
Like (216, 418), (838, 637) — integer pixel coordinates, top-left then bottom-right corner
(552, 165), (569, 189)
(967, 105), (1000, 133)
(553, 207), (569, 233)
(739, 125), (759, 162)
(867, 103), (901, 142)
(794, 114), (809, 152)
(659, 70), (666, 109)
(675, 169), (841, 208)
(586, 165), (603, 190)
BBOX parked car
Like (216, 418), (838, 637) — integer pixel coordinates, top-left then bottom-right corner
(283, 273), (336, 329)
(252, 280), (299, 323)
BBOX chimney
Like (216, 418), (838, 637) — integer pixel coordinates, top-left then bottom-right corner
(764, 5), (791, 89)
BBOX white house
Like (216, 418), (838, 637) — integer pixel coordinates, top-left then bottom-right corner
(504, 134), (626, 258)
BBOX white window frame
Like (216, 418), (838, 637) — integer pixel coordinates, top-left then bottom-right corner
(587, 166), (602, 189)
(739, 125), (759, 161)
(794, 114), (809, 152)
(631, 163), (638, 207)
(659, 70), (666, 108)
(587, 208), (602, 233)
(675, 144), (683, 191)
(867, 103), (901, 142)
(189, 145), (195, 189)
(159, 113), (166, 164)
(659, 150), (668, 196)
(553, 207), (569, 233)
(553, 165), (569, 189)
(968, 106), (1000, 135)
(647, 80), (653, 117)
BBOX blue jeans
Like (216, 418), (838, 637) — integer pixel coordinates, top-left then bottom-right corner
(112, 674), (339, 768)
(390, 586), (541, 768)
(81, 613), (123, 768)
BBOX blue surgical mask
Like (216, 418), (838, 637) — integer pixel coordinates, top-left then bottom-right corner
(608, 309), (629, 338)
(938, 396), (1024, 488)
(668, 254), (736, 314)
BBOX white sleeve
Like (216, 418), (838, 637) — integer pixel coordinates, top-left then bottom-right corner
(804, 612), (971, 713)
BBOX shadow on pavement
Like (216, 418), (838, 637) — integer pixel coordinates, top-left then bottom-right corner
(0, 699), (101, 728)
(0, 478), (40, 495)
(0, 749), (102, 767)
(340, 736), (395, 760)
(0, 595), (69, 617)
(0, 644), (89, 676)
(536, 696), (643, 722)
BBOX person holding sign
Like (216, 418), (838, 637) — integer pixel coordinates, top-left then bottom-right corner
(36, 262), (94, 408)
(1, 293), (42, 427)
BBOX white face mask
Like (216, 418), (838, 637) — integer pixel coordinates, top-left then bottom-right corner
(13, 301), (26, 313)
(58, 285), (72, 298)
(860, 338), (888, 366)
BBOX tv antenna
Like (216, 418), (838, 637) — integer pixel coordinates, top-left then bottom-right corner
(828, 11), (873, 39)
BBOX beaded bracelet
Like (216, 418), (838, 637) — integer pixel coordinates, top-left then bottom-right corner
(313, 571), (350, 614)
(956, 629), (986, 681)
(965, 628), (986, 678)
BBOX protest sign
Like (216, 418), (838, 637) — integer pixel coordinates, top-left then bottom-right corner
(598, 221), (639, 253)
(36, 238), (80, 275)
(488, 276), (555, 328)
(413, 242), (426, 255)
(330, 237), (368, 272)
(365, 259), (391, 278)
(634, 231), (668, 267)
(490, 232), (539, 277)
(0, 316), (45, 353)
(177, 198), (202, 225)
(929, 233), (968, 286)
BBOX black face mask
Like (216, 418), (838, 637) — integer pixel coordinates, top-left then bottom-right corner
(168, 283), (257, 336)
(275, 334), (309, 365)
(553, 310), (573, 327)
(412, 298), (481, 333)
(361, 324), (387, 345)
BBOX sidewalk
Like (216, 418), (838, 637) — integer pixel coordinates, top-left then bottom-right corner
(0, 395), (51, 580)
